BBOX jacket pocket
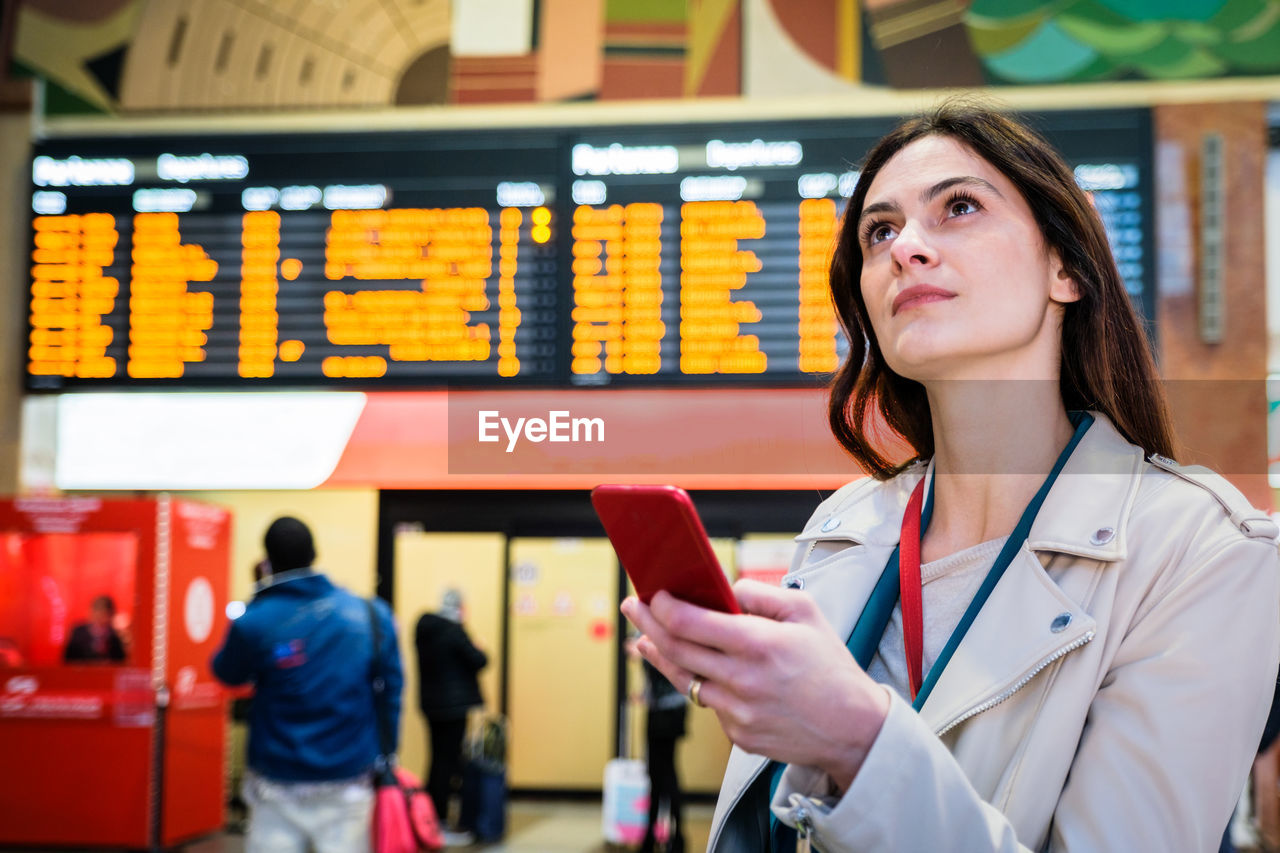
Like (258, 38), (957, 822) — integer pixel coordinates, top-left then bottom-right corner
(784, 540), (864, 585)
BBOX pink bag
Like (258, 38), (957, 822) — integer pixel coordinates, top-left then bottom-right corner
(372, 766), (444, 853)
(366, 601), (442, 852)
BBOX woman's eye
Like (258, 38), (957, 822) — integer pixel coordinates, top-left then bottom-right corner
(948, 198), (977, 217)
(868, 223), (895, 244)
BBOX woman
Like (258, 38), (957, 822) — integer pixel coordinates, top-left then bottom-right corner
(64, 594), (127, 663)
(622, 103), (1280, 852)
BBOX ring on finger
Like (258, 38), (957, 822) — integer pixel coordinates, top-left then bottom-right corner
(688, 675), (706, 708)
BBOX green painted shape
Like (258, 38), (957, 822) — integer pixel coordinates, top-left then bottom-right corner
(968, 0), (1056, 23)
(983, 19), (1101, 81)
(41, 83), (106, 116)
(605, 0), (688, 23)
(1146, 44), (1228, 75)
(1126, 36), (1227, 75)
(1063, 53), (1122, 78)
(1214, 13), (1280, 68)
(1094, 0), (1225, 21)
(1229, 0), (1280, 40)
(1056, 0), (1143, 30)
(1056, 11), (1169, 54)
(1170, 20), (1223, 44)
(12, 60), (107, 116)
(968, 14), (1046, 55)
(1209, 0), (1272, 33)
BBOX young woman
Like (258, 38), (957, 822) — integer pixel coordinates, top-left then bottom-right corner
(622, 104), (1280, 852)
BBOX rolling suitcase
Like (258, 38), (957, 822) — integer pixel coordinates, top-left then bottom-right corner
(459, 716), (507, 842)
(603, 677), (650, 847)
(603, 755), (650, 846)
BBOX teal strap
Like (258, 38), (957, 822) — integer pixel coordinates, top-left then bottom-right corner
(768, 761), (795, 851)
(845, 540), (908, 671)
(765, 411), (1093, 849)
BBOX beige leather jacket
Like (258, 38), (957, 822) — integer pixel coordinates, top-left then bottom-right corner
(708, 413), (1280, 852)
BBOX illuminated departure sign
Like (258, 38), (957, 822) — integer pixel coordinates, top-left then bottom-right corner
(26, 110), (1154, 390)
(28, 131), (560, 388)
(564, 113), (1153, 386)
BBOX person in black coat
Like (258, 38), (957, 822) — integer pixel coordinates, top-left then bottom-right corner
(640, 658), (688, 853)
(64, 595), (126, 663)
(415, 589), (488, 830)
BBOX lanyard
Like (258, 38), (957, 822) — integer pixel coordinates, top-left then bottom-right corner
(769, 411), (1093, 852)
(848, 410), (1093, 709)
(899, 478), (928, 699)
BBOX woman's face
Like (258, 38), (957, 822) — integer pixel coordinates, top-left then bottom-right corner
(857, 135), (1078, 382)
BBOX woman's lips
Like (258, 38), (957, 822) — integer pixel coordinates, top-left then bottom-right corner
(892, 285), (956, 316)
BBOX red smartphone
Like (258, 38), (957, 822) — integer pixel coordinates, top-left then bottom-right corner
(591, 484), (740, 614)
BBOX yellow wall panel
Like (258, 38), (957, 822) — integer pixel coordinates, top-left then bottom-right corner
(507, 537), (618, 789)
(393, 531), (505, 781)
(182, 488), (379, 603)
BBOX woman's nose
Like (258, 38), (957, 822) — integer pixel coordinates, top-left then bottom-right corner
(889, 220), (937, 269)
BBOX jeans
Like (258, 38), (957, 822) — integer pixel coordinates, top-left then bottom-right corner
(243, 771), (373, 853)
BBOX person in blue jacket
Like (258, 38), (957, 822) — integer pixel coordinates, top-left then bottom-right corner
(212, 516), (403, 853)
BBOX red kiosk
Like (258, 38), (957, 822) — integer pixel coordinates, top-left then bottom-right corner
(0, 496), (231, 849)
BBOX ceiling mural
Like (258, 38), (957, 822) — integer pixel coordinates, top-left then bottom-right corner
(10, 0), (1280, 115)
(764, 0), (1280, 88)
(968, 0), (1280, 83)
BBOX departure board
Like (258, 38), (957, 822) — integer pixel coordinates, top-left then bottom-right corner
(27, 132), (561, 389)
(26, 110), (1154, 390)
(565, 112), (1153, 386)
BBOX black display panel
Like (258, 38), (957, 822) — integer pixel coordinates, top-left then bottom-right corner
(25, 110), (1153, 390)
(28, 131), (562, 389)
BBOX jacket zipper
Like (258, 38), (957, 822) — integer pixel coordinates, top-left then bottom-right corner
(780, 633), (1096, 851)
(935, 631), (1096, 737)
(793, 796), (814, 852)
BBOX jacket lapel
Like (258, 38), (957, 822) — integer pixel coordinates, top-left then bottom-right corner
(918, 414), (1140, 732)
(917, 545), (1097, 734)
(787, 465), (924, 641)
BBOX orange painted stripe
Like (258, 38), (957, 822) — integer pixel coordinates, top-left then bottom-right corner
(452, 56), (539, 72)
(452, 89), (539, 104)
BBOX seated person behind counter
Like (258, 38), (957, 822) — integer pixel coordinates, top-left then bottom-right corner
(64, 594), (127, 663)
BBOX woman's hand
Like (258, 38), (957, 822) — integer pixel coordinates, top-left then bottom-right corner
(621, 579), (891, 791)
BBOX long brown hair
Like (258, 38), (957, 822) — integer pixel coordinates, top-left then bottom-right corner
(828, 102), (1176, 479)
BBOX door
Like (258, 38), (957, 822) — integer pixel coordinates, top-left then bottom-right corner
(506, 537), (618, 789)
(393, 530), (505, 782)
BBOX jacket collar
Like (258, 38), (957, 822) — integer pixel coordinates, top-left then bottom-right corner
(253, 567), (332, 598)
(796, 412), (1143, 563)
(795, 465), (924, 551)
(1024, 412), (1143, 562)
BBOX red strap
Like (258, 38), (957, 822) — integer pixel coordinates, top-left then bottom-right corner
(899, 478), (927, 702)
